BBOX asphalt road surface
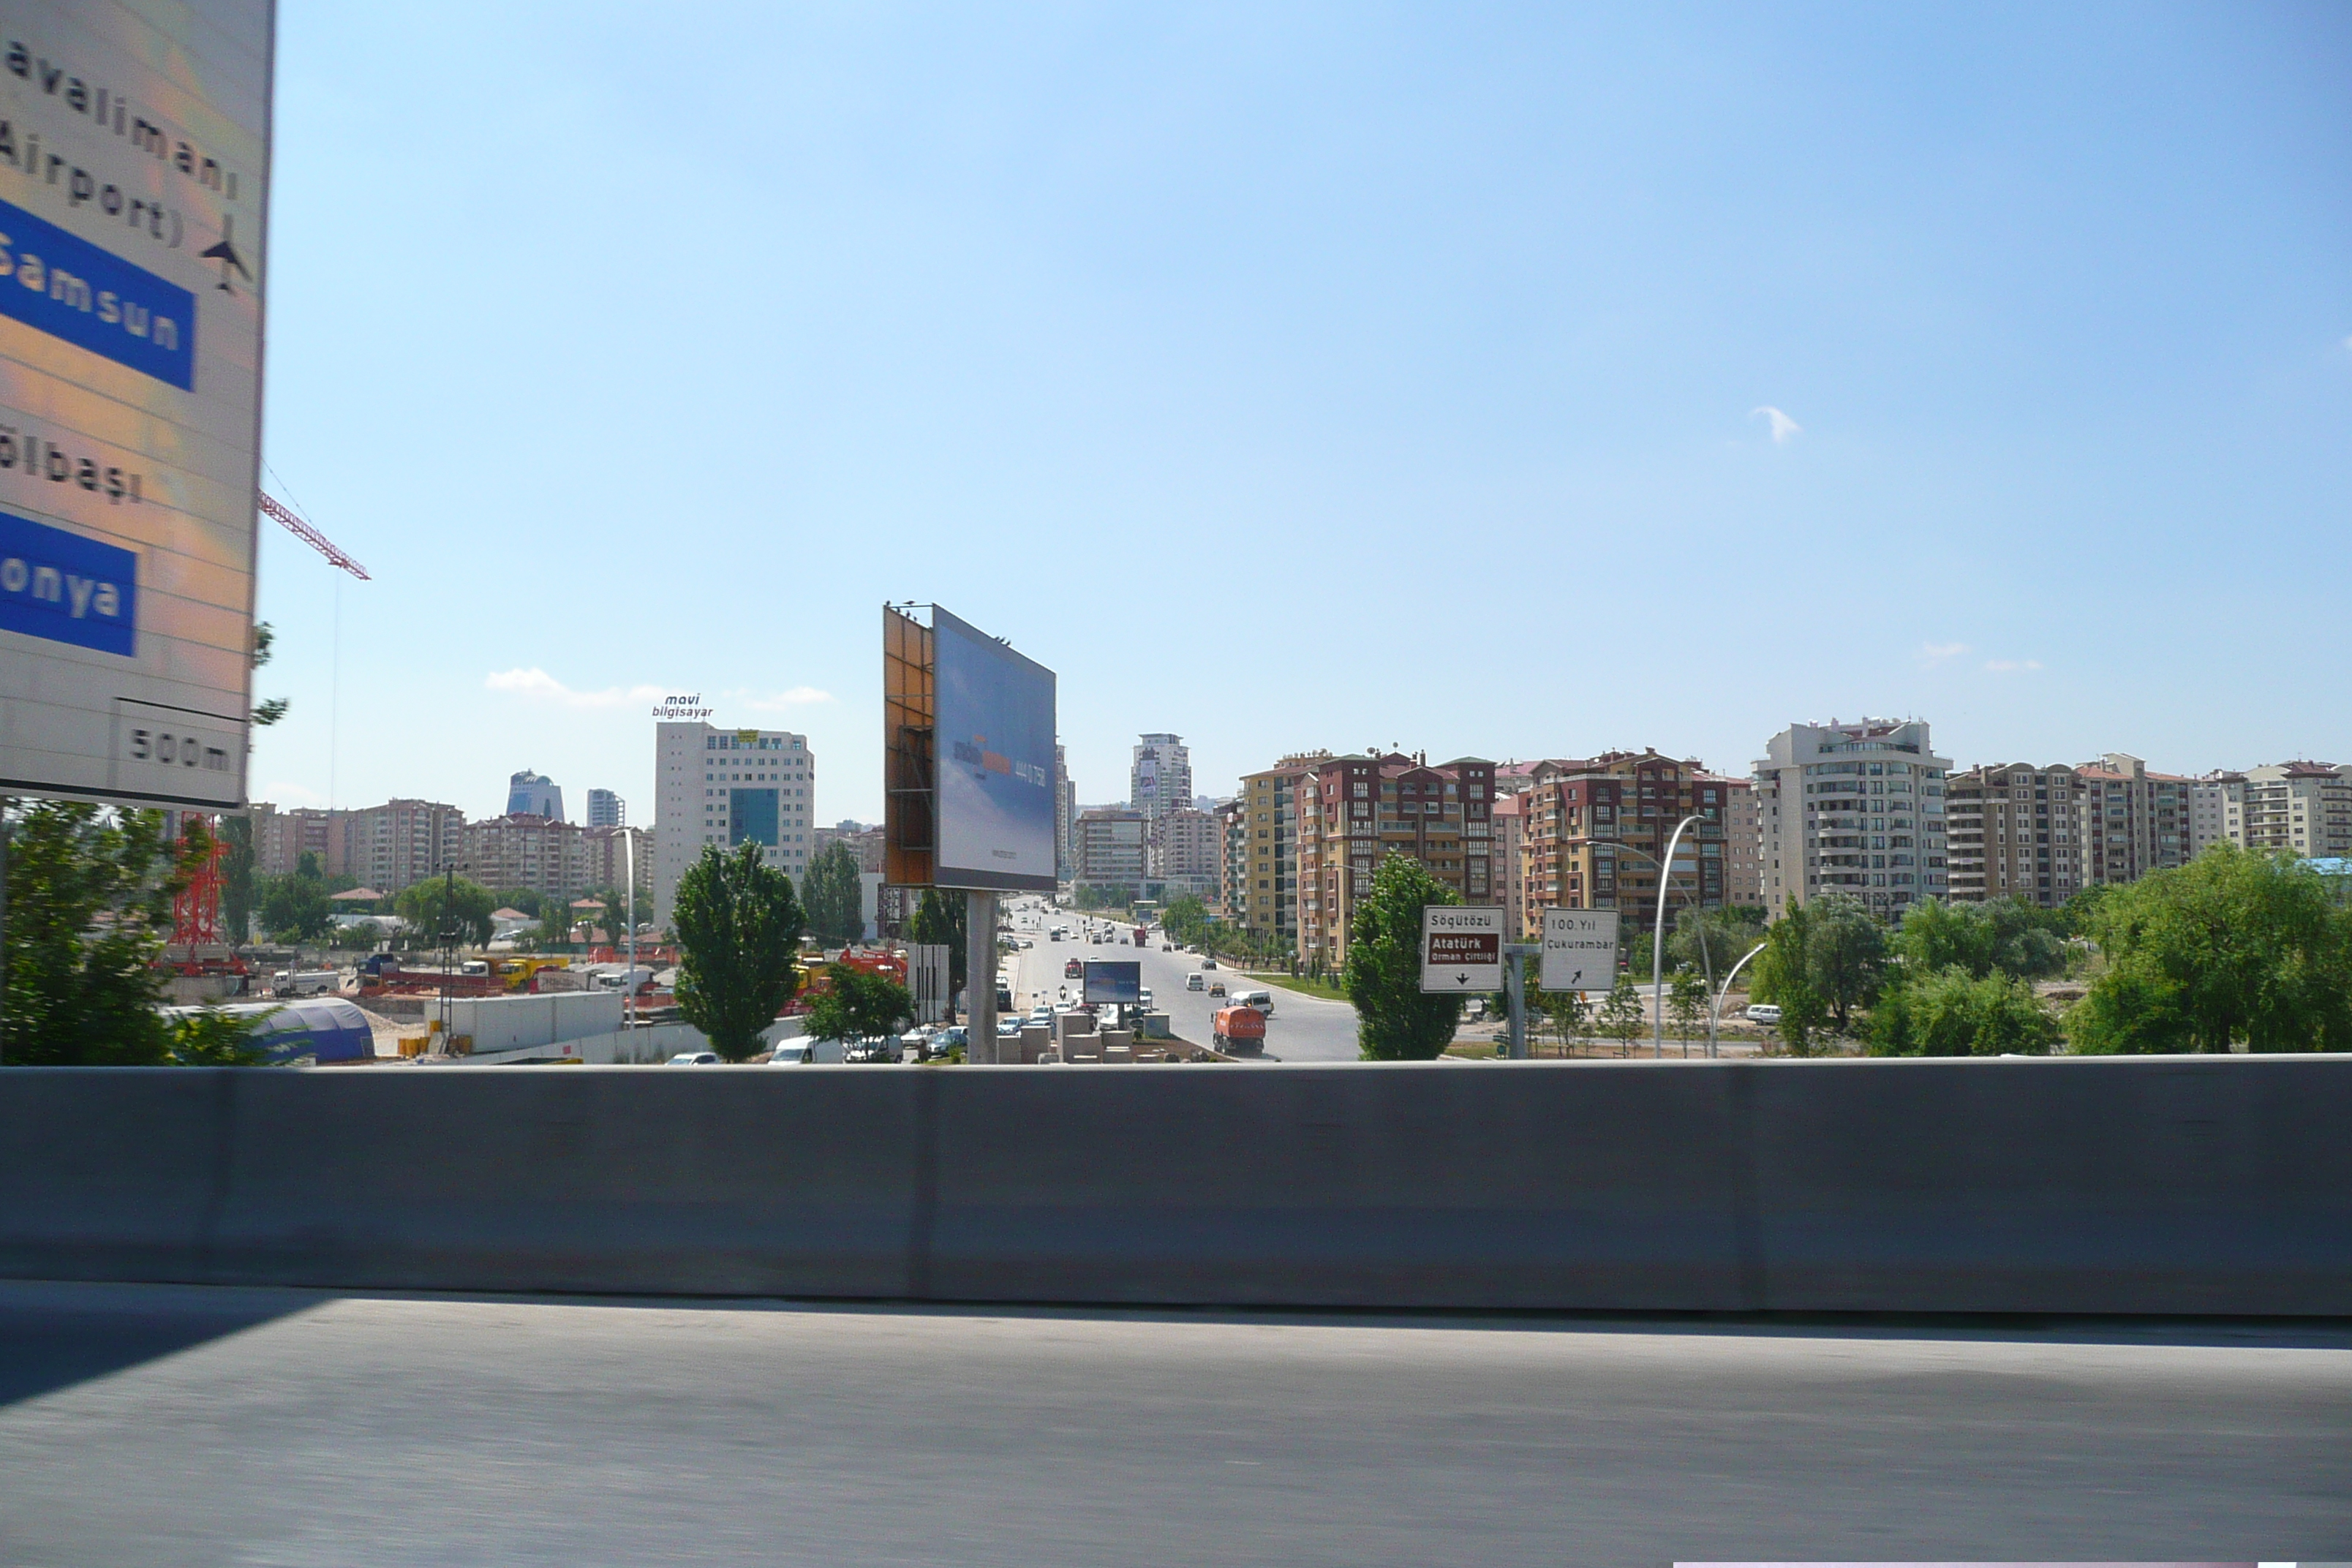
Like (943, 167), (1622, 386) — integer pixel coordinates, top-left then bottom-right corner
(1004, 905), (1362, 1061)
(4, 1280), (2345, 1566)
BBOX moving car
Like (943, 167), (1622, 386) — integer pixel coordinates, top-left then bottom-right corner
(1186, 973), (1205, 992)
(1208, 981), (1226, 997)
(666, 1051), (721, 1066)
(1234, 990), (1273, 1016)
(1199, 957), (1217, 970)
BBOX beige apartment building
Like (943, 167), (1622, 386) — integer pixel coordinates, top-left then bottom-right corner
(1944, 764), (2088, 906)
(2226, 761), (2352, 858)
(1702, 772), (1763, 910)
(1237, 752), (1329, 949)
(2076, 753), (2192, 884)
(1295, 752), (1497, 967)
(1489, 790), (1529, 941)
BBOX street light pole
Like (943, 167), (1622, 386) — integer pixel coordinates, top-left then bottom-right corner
(1708, 940), (1768, 1060)
(1651, 814), (1704, 1059)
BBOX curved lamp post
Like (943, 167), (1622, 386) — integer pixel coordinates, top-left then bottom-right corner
(1649, 815), (1706, 1058)
(1708, 939), (1768, 1059)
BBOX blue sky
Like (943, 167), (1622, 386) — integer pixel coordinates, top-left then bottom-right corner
(249, 1), (2351, 822)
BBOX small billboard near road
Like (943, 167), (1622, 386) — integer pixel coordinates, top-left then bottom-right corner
(1082, 960), (1141, 1006)
(1419, 905), (1504, 993)
(1539, 909), (1620, 992)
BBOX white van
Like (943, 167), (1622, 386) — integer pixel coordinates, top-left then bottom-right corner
(271, 969), (341, 998)
(1234, 990), (1273, 1016)
(1744, 1003), (1782, 1026)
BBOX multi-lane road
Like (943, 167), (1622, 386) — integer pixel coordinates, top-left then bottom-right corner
(999, 901), (1362, 1062)
(7, 1281), (2345, 1564)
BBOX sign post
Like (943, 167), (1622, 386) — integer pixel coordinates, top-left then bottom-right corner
(909, 943), (949, 1025)
(1419, 905), (1504, 993)
(1539, 909), (1620, 995)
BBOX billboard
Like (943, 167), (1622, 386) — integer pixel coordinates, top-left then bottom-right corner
(0, 2), (274, 810)
(1419, 905), (1504, 993)
(1539, 908), (1619, 992)
(1082, 959), (1141, 1006)
(931, 605), (1057, 891)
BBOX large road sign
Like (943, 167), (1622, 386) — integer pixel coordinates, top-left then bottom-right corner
(1419, 905), (1504, 993)
(1539, 908), (1619, 992)
(0, 1), (275, 810)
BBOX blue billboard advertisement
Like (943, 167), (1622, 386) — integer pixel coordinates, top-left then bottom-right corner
(1083, 960), (1142, 1006)
(932, 606), (1058, 891)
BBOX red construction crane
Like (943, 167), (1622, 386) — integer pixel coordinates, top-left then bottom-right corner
(259, 491), (369, 580)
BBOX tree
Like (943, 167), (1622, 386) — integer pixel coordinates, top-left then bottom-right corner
(1667, 965), (1708, 1048)
(1751, 902), (1833, 1055)
(1892, 897), (2067, 983)
(1342, 854), (1463, 1060)
(1809, 894), (1888, 1032)
(1869, 967), (2059, 1057)
(248, 622), (290, 731)
(393, 875), (496, 949)
(495, 889), (544, 920)
(257, 869), (333, 943)
(804, 963), (911, 1044)
(1598, 975), (1646, 1056)
(1, 800), (200, 1066)
(221, 813), (257, 943)
(672, 841), (805, 1060)
(802, 841), (865, 947)
(910, 887), (968, 1005)
(1530, 986), (1589, 1056)
(2068, 845), (2352, 1054)
(167, 1004), (277, 1066)
(1670, 905), (1766, 981)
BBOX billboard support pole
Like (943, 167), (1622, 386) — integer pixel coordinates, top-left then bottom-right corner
(967, 889), (996, 1063)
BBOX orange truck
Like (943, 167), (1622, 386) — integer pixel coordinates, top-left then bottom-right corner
(1211, 1004), (1265, 1055)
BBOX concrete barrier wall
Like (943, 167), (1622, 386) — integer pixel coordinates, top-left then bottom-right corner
(1, 1057), (2345, 1313)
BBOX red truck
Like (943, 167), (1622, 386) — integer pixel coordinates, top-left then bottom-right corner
(1211, 1004), (1265, 1055)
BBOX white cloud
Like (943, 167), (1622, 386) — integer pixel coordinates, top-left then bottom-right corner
(262, 780), (327, 806)
(1983, 658), (2044, 674)
(736, 685), (834, 710)
(1919, 641), (1970, 665)
(485, 668), (665, 709)
(1752, 405), (1802, 443)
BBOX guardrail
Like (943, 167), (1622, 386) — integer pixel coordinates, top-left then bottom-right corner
(1, 1057), (2344, 1313)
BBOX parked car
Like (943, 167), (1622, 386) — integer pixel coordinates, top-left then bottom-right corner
(1744, 1003), (1783, 1026)
(767, 1039), (815, 1065)
(843, 1036), (899, 1063)
(666, 1051), (721, 1066)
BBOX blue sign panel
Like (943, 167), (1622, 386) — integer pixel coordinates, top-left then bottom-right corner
(0, 197), (197, 390)
(0, 508), (136, 656)
(932, 606), (1058, 892)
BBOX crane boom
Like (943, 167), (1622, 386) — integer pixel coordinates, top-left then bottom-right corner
(259, 491), (370, 580)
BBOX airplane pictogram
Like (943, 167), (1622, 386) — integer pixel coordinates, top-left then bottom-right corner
(199, 215), (252, 294)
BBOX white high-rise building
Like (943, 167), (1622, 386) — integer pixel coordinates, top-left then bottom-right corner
(1755, 718), (1952, 920)
(1131, 734), (1192, 823)
(653, 722), (815, 930)
(586, 788), (622, 829)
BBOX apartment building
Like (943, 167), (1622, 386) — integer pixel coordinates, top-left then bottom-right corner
(1153, 806), (1220, 897)
(2076, 753), (2191, 885)
(1207, 799), (1243, 919)
(1702, 773), (1763, 910)
(340, 799), (466, 894)
(1755, 719), (1951, 919)
(1054, 743), (1076, 879)
(1296, 752), (1496, 968)
(1944, 764), (2087, 906)
(1074, 807), (1147, 886)
(585, 789), (622, 829)
(1490, 790), (1529, 941)
(1511, 751), (1723, 939)
(2190, 772), (2240, 855)
(1237, 752), (1329, 949)
(463, 814), (593, 904)
(249, 803), (345, 878)
(652, 721), (816, 928)
(2228, 761), (2352, 858)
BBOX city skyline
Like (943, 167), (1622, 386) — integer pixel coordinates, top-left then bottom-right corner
(245, 4), (2351, 824)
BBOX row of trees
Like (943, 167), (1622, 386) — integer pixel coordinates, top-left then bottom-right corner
(1743, 847), (2351, 1055)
